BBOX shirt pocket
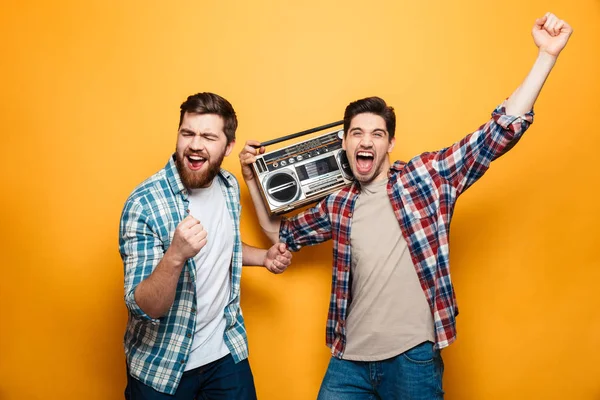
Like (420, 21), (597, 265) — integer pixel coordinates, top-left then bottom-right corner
(401, 177), (437, 221)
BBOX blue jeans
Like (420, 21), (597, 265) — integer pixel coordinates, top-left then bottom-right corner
(125, 354), (257, 400)
(317, 341), (444, 400)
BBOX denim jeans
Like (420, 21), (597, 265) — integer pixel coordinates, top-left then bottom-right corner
(125, 354), (257, 400)
(317, 341), (444, 400)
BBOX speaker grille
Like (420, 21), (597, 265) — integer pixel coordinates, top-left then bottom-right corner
(266, 172), (299, 203)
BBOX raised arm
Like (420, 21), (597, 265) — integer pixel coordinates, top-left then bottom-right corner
(238, 140), (333, 250)
(504, 12), (573, 115)
(238, 140), (282, 244)
(430, 12), (572, 194)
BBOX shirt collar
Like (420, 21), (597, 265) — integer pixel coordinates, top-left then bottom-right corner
(389, 160), (406, 175)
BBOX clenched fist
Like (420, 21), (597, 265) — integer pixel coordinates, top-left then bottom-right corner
(264, 243), (292, 274)
(533, 13), (573, 57)
(238, 140), (265, 181)
(169, 215), (207, 264)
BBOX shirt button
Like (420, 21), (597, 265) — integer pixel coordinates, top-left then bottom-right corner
(186, 209), (190, 213)
(345, 240), (350, 245)
(191, 308), (196, 313)
(187, 333), (192, 338)
(180, 360), (185, 364)
(348, 212), (353, 218)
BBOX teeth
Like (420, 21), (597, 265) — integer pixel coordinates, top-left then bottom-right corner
(188, 156), (205, 161)
(357, 152), (373, 158)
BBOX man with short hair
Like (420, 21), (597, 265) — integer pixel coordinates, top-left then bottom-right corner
(238, 13), (572, 399)
(120, 92), (292, 399)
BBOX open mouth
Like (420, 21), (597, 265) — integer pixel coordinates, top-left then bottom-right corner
(186, 154), (207, 171)
(355, 151), (374, 174)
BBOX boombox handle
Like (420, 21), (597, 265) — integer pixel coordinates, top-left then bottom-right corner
(259, 120), (344, 147)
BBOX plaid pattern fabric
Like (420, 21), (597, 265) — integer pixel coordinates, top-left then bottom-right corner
(119, 155), (248, 395)
(280, 103), (534, 357)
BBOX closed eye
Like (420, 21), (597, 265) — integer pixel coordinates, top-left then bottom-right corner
(179, 128), (195, 137)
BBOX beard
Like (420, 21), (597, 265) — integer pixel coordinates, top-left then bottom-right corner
(175, 149), (226, 189)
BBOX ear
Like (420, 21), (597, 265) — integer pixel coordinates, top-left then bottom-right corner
(387, 137), (395, 153)
(224, 139), (236, 157)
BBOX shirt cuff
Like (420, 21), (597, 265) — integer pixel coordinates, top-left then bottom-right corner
(278, 217), (302, 252)
(492, 102), (535, 133)
(125, 288), (160, 324)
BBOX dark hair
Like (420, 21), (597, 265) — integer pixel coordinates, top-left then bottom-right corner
(179, 92), (238, 144)
(343, 96), (396, 141)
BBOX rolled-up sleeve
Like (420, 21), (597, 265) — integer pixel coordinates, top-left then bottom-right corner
(119, 199), (162, 323)
(431, 102), (534, 194)
(279, 197), (332, 252)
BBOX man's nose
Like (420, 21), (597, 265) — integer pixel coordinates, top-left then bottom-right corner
(360, 136), (373, 147)
(189, 135), (205, 151)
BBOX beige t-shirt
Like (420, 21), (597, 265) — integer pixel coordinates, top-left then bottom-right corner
(342, 178), (435, 361)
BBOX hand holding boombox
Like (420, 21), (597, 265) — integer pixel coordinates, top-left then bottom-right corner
(240, 121), (354, 215)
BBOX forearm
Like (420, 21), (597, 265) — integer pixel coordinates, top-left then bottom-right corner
(504, 51), (557, 116)
(134, 249), (186, 319)
(245, 177), (282, 244)
(242, 242), (267, 266)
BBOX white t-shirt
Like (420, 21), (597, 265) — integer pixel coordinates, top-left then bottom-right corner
(185, 179), (234, 370)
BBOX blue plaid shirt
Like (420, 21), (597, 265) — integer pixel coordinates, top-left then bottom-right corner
(119, 155), (248, 395)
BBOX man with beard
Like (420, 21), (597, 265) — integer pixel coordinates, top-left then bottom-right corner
(238, 13), (572, 399)
(119, 92), (292, 399)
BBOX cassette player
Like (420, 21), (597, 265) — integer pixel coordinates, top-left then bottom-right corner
(252, 123), (354, 215)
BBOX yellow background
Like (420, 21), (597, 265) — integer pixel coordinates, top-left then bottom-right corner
(1, 0), (599, 399)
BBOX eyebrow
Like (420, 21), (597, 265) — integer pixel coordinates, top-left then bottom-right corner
(178, 129), (219, 137)
(349, 127), (387, 134)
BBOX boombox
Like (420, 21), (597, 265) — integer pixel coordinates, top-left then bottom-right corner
(252, 122), (354, 215)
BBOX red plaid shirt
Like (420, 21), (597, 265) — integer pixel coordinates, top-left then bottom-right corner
(279, 103), (534, 357)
